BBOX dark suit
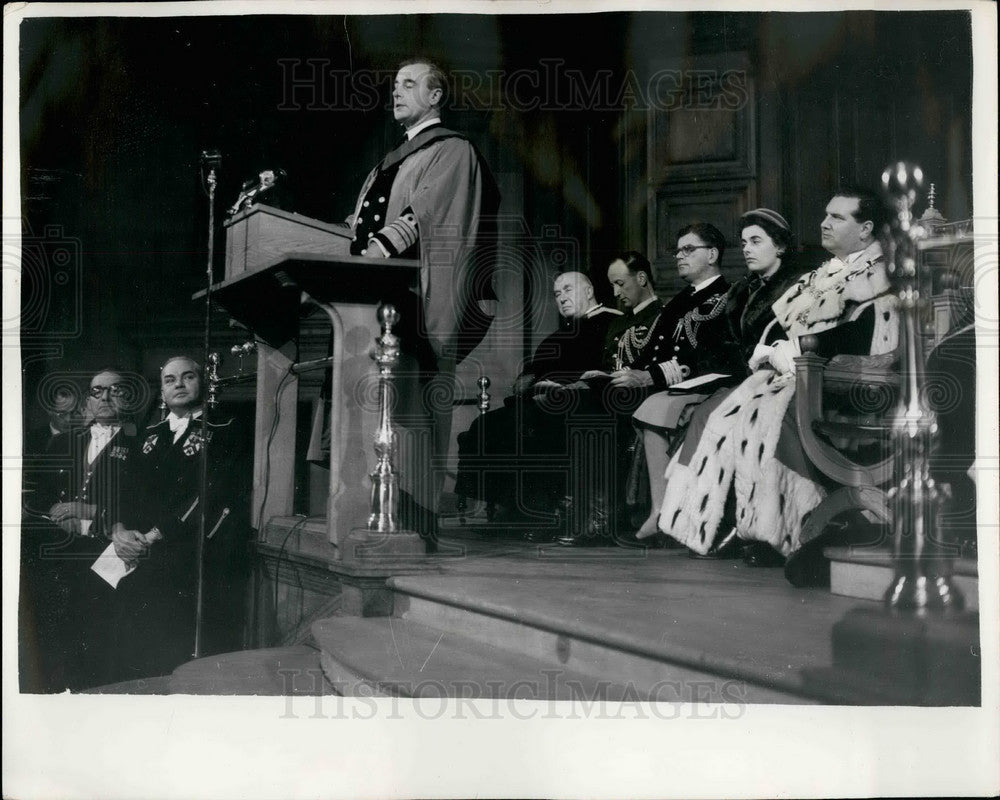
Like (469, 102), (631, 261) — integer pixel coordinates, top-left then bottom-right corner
(97, 414), (252, 684)
(25, 424), (136, 532)
(19, 425), (137, 692)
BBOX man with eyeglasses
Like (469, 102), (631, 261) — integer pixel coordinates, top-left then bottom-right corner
(20, 367), (138, 692)
(92, 356), (252, 684)
(42, 369), (137, 538)
(597, 228), (729, 393)
(551, 241), (730, 546)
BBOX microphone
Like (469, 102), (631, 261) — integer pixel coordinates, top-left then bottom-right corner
(200, 148), (222, 169)
(227, 177), (260, 217)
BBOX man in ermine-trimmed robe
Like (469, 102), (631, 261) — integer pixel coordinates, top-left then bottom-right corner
(658, 188), (899, 571)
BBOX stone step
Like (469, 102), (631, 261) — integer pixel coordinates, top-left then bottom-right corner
(825, 546), (979, 611)
(312, 548), (979, 705)
(312, 615), (737, 702)
(168, 646), (328, 695)
(384, 567), (824, 704)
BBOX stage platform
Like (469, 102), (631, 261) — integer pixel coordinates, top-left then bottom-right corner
(153, 524), (982, 706)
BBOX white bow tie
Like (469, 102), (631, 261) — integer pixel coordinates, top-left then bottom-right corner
(167, 415), (194, 445)
(167, 413), (202, 442)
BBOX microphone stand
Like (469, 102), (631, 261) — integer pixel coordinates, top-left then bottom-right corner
(194, 149), (221, 659)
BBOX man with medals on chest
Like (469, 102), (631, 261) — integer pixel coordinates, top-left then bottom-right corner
(102, 356), (251, 684)
(555, 246), (730, 545)
(32, 368), (138, 538)
(20, 368), (138, 692)
(333, 58), (501, 547)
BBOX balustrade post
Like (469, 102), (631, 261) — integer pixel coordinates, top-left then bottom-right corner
(881, 162), (963, 613)
(342, 303), (427, 563)
(367, 304), (401, 533)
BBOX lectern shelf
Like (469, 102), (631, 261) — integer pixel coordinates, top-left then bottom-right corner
(201, 206), (420, 552)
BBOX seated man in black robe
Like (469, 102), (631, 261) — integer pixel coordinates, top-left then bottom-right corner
(454, 271), (620, 530)
(558, 245), (731, 546)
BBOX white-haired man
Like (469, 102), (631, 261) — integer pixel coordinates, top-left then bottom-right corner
(454, 271), (621, 530)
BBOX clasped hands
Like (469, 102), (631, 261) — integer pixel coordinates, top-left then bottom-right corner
(47, 501), (96, 535)
(578, 368), (656, 388)
(529, 378), (579, 412)
(528, 359), (688, 411)
(111, 523), (163, 566)
(578, 357), (689, 389)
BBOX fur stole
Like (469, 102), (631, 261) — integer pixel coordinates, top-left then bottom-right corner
(772, 242), (887, 339)
(659, 263), (900, 554)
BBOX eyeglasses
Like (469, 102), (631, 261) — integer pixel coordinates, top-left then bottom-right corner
(675, 245), (713, 258)
(88, 384), (125, 398)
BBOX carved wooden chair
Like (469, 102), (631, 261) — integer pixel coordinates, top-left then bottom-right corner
(792, 231), (973, 551)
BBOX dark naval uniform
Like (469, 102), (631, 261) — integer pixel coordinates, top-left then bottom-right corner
(567, 280), (730, 540)
(600, 277), (730, 410)
(106, 412), (251, 683)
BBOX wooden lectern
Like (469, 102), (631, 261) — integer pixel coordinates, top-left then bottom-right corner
(208, 205), (420, 558)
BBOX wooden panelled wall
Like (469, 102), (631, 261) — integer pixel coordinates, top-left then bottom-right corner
(622, 15), (972, 299)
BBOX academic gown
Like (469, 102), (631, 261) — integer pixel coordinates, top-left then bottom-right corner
(454, 306), (622, 511)
(314, 125), (501, 519)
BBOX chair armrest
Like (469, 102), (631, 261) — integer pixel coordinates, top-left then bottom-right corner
(794, 352), (895, 487)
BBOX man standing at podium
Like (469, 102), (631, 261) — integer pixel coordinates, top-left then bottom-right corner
(342, 58), (501, 544)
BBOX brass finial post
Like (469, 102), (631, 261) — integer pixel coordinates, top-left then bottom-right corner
(367, 303), (401, 533)
(881, 162), (963, 613)
(477, 376), (491, 414)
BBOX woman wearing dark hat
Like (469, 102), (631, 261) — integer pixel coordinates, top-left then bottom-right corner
(651, 200), (899, 576)
(719, 208), (803, 373)
(631, 209), (802, 540)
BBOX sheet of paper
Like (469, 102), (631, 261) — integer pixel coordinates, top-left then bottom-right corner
(89, 543), (135, 589)
(667, 373), (731, 391)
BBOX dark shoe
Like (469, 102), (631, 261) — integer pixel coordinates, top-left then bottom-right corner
(613, 529), (668, 549)
(784, 544), (830, 587)
(742, 542), (786, 567)
(784, 519), (860, 587)
(558, 495), (616, 547)
(687, 527), (741, 559)
(524, 528), (559, 544)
